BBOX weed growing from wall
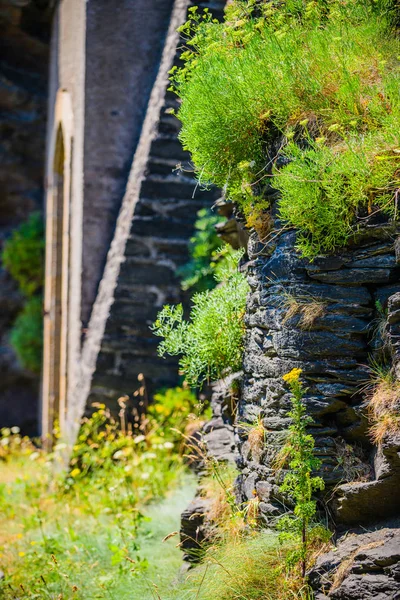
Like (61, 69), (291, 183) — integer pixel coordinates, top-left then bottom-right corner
(2, 212), (44, 373)
(172, 0), (400, 257)
(178, 208), (225, 291)
(278, 369), (329, 579)
(152, 249), (249, 386)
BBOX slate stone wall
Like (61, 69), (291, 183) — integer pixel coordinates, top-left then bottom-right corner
(237, 209), (400, 525)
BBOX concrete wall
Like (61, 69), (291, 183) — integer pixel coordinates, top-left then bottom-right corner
(43, 0), (86, 438)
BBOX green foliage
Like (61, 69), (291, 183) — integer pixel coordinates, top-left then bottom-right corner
(10, 296), (43, 374)
(0, 399), (195, 599)
(178, 208), (225, 291)
(172, 0), (400, 256)
(148, 385), (210, 444)
(152, 249), (249, 386)
(275, 133), (400, 257)
(2, 212), (44, 372)
(278, 369), (329, 578)
(2, 212), (44, 297)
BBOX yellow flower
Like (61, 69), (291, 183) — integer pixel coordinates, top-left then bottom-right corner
(70, 468), (81, 478)
(18, 551), (25, 557)
(282, 368), (302, 385)
(16, 533), (23, 539)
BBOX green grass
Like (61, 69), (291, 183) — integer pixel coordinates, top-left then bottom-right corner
(0, 392), (208, 600)
(0, 454), (194, 600)
(165, 532), (312, 600)
(173, 0), (400, 256)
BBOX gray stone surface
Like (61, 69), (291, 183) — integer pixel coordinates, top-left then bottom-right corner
(86, 0), (226, 411)
(238, 214), (400, 525)
(309, 520), (400, 599)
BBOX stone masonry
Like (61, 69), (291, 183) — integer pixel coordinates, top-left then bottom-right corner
(237, 208), (400, 526)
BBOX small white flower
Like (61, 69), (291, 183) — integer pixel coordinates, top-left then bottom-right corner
(29, 452), (40, 461)
(133, 435), (145, 444)
(11, 426), (20, 434)
(113, 450), (124, 460)
(54, 443), (67, 451)
(141, 472), (150, 480)
(163, 442), (174, 450)
(143, 452), (157, 460)
(1, 438), (9, 446)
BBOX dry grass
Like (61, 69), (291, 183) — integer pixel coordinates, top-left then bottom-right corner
(365, 369), (400, 444)
(333, 438), (372, 483)
(247, 420), (266, 463)
(178, 532), (314, 600)
(281, 293), (326, 330)
(246, 210), (273, 242)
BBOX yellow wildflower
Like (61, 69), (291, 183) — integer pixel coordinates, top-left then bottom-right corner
(282, 368), (302, 385)
(70, 468), (81, 478)
(18, 552), (25, 557)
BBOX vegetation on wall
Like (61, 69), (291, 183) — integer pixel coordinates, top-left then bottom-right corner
(2, 212), (44, 373)
(178, 207), (225, 292)
(152, 249), (249, 386)
(171, 0), (400, 257)
(278, 369), (329, 578)
(365, 364), (400, 444)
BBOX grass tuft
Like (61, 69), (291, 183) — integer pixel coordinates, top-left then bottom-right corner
(365, 367), (400, 444)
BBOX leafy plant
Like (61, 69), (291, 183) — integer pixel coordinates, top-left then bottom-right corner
(2, 212), (44, 372)
(152, 249), (249, 386)
(178, 208), (225, 292)
(172, 0), (400, 256)
(10, 296), (43, 374)
(277, 369), (329, 578)
(2, 212), (44, 297)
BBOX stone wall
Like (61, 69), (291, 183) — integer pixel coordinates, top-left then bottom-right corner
(237, 208), (400, 526)
(0, 0), (50, 433)
(85, 0), (226, 414)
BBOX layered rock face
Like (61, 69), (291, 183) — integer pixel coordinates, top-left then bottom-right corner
(309, 519), (400, 599)
(237, 212), (400, 526)
(180, 375), (237, 563)
(0, 0), (50, 433)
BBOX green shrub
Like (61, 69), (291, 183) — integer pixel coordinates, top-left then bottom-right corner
(152, 249), (249, 386)
(275, 133), (400, 257)
(10, 296), (43, 374)
(2, 212), (44, 297)
(178, 208), (225, 291)
(172, 0), (400, 256)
